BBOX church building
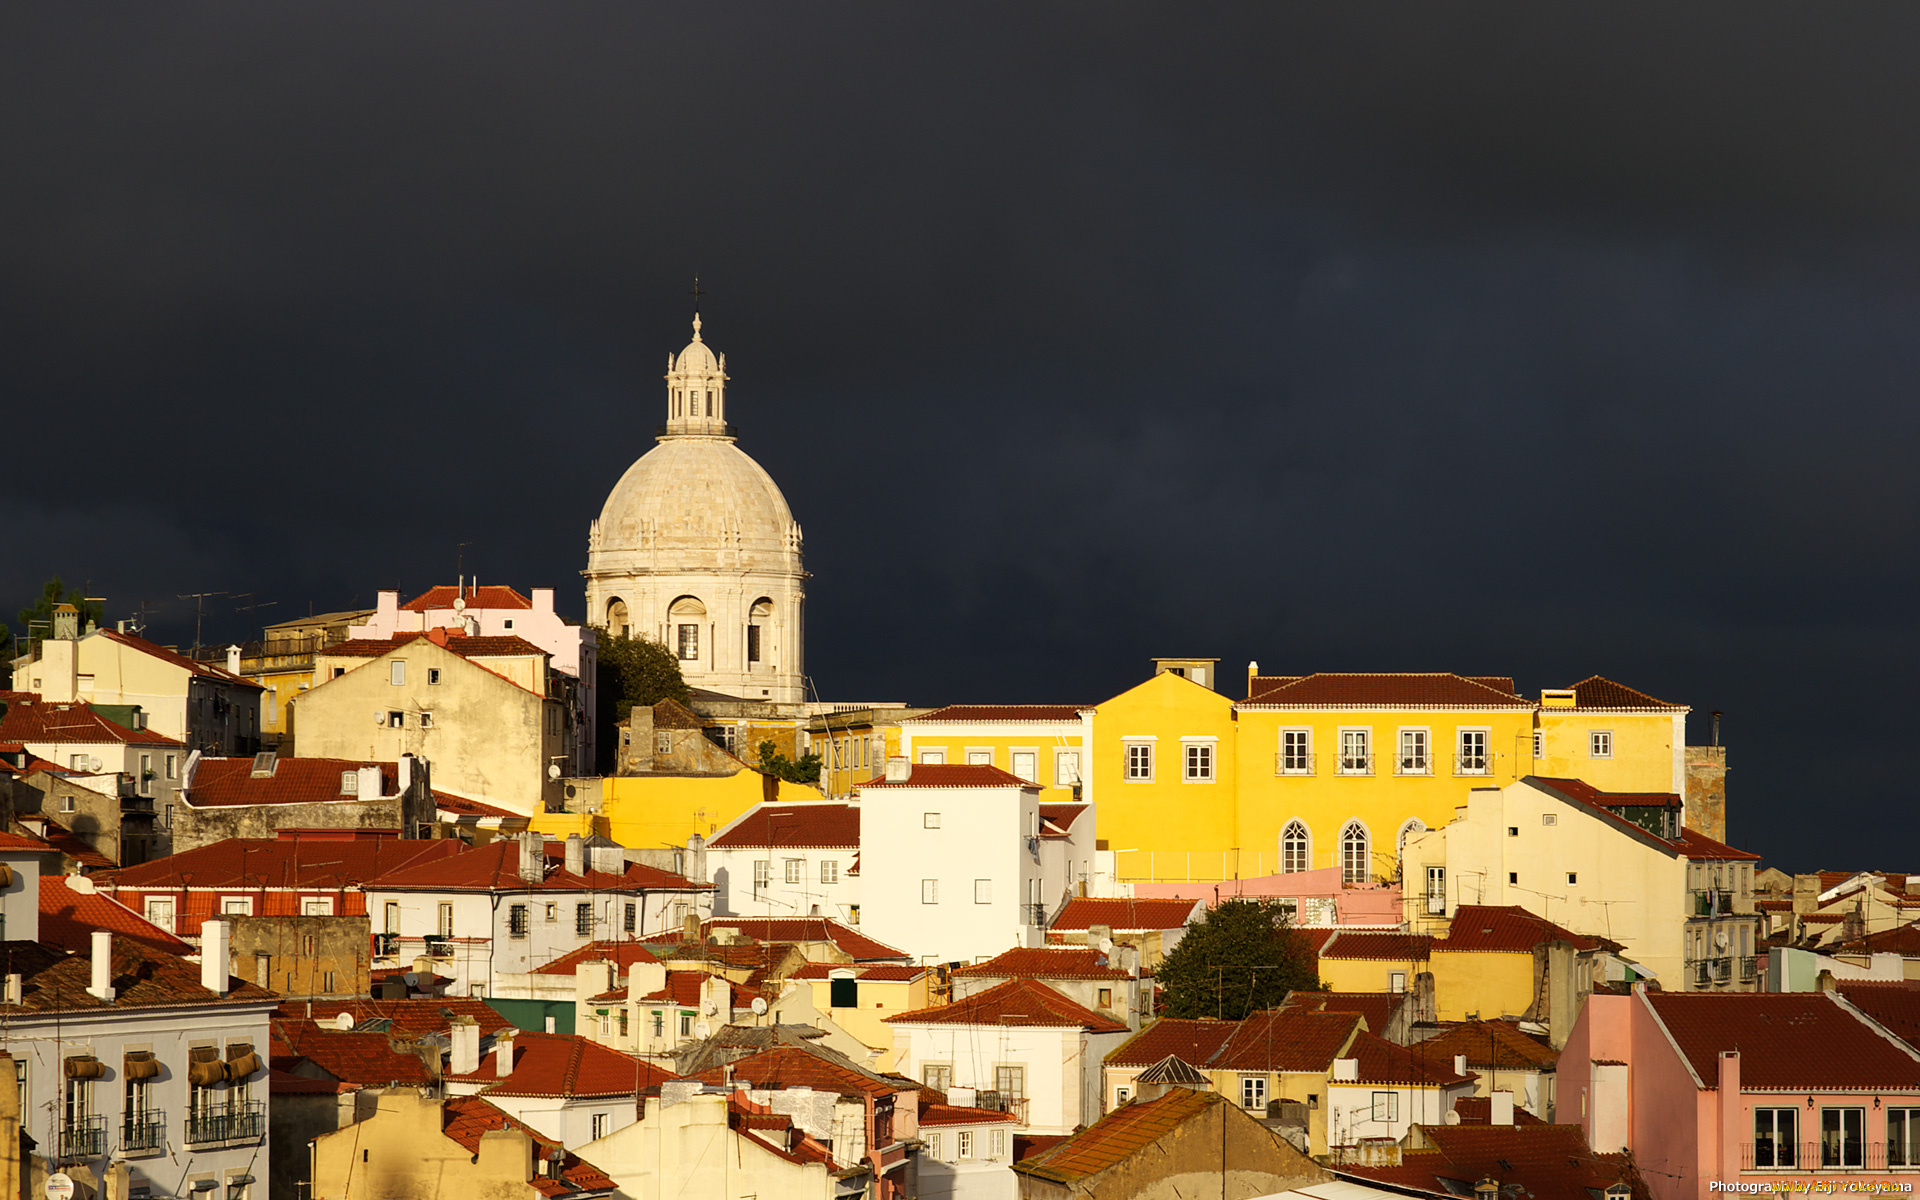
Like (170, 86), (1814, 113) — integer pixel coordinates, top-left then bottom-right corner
(584, 313), (808, 706)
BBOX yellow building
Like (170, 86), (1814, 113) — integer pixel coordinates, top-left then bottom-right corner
(1088, 673), (1239, 878)
(1313, 930), (1433, 996)
(897, 704), (1090, 805)
(1534, 676), (1689, 794)
(809, 706), (936, 800)
(780, 963), (937, 1071)
(594, 770), (829, 851)
(241, 608), (372, 748)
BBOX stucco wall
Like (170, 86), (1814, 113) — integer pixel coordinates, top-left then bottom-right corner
(230, 914), (371, 999)
(311, 1088), (534, 1200)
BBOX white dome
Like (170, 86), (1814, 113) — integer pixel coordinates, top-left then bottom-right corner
(591, 436), (800, 573)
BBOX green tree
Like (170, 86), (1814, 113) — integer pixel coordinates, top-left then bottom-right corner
(2, 577), (105, 662)
(756, 740), (822, 785)
(594, 631), (692, 772)
(1156, 898), (1322, 1020)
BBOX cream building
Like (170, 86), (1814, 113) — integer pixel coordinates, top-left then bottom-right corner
(584, 314), (806, 705)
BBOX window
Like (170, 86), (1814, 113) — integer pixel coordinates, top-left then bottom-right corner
(69, 754), (85, 770)
(419, 711), (434, 729)
(1509, 872), (1519, 885)
(784, 859), (804, 884)
(591, 1112), (609, 1140)
(1371, 1091), (1399, 1122)
(340, 771), (359, 794)
(821, 860), (839, 885)
(919, 749), (945, 764)
(303, 898), (333, 916)
(967, 750), (991, 766)
(1114, 1085), (1133, 1107)
(61, 795), (75, 813)
(332, 667), (345, 678)
(1532, 730), (1543, 759)
(1097, 987), (1113, 1008)
(1568, 872), (1579, 886)
(1542, 813), (1557, 826)
(922, 879), (939, 904)
(508, 905), (529, 937)
(222, 897), (251, 916)
(438, 903), (455, 938)
(1426, 866), (1446, 915)
(1509, 826), (1520, 837)
(1590, 730), (1613, 758)
(384, 901), (400, 934)
(390, 661), (406, 686)
(624, 903), (637, 933)
(1280, 729), (1311, 774)
(1183, 742), (1214, 782)
(1398, 729), (1428, 774)
(428, 668), (441, 685)
(1241, 1076), (1267, 1110)
(165, 753), (178, 780)
(1457, 729), (1490, 774)
(1055, 751), (1082, 786)
(924, 1064), (952, 1091)
(576, 903), (593, 935)
(1339, 729), (1371, 774)
(140, 753), (153, 795)
(746, 624), (762, 664)
(990, 1129), (1006, 1159)
(146, 898), (174, 932)
(1011, 751), (1037, 782)
(387, 711), (404, 728)
(323, 970), (336, 993)
(994, 1065), (1026, 1098)
(1124, 741), (1154, 781)
(957, 1131), (973, 1159)
(677, 624), (699, 661)
(1282, 821), (1310, 874)
(680, 1013), (692, 1037)
(923, 813), (941, 829)
(544, 902), (558, 922)
(928, 1133), (943, 1160)
(1888, 1108), (1920, 1167)
(1754, 1109), (1798, 1167)
(974, 879), (992, 904)
(1821, 1107), (1864, 1168)
(1340, 822), (1370, 884)
(1389, 971), (1406, 993)
(752, 860), (771, 896)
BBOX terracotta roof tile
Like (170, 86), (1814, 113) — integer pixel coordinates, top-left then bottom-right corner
(99, 835), (461, 890)
(275, 1019), (435, 1085)
(38, 877), (189, 956)
(1214, 1008), (1362, 1072)
(1449, 1095), (1549, 1125)
(1836, 981), (1920, 1053)
(440, 1094), (613, 1196)
(1105, 1018), (1239, 1068)
(1051, 897), (1203, 933)
(531, 940), (662, 976)
(432, 790), (519, 819)
(887, 978), (1128, 1033)
(0, 831), (56, 853)
(952, 947), (1131, 980)
(1646, 992), (1920, 1089)
(596, 971), (759, 1009)
(909, 705), (1088, 723)
(0, 938), (276, 1013)
(856, 763), (1035, 789)
(323, 633), (548, 659)
(447, 1031), (676, 1096)
(1434, 906), (1621, 954)
(788, 963), (930, 982)
(402, 586), (533, 612)
(1014, 1088), (1223, 1183)
(0, 700), (184, 746)
(1238, 673), (1535, 710)
(370, 839), (708, 893)
(1836, 925), (1920, 956)
(1530, 777), (1682, 809)
(282, 997), (508, 1038)
(1561, 675), (1686, 711)
(1671, 827), (1764, 862)
(1345, 1030), (1473, 1086)
(649, 918), (907, 961)
(1409, 1021), (1560, 1071)
(19, 816), (116, 869)
(1342, 1124), (1646, 1200)
(1283, 991), (1408, 1037)
(918, 1101), (1019, 1126)
(1318, 931), (1434, 961)
(186, 756), (398, 807)
(707, 803), (860, 850)
(692, 1046), (907, 1099)
(96, 630), (265, 690)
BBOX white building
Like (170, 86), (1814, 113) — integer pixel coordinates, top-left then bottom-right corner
(856, 762), (1092, 966)
(1322, 1034), (1476, 1149)
(444, 1025), (673, 1147)
(703, 801), (861, 920)
(584, 313), (807, 705)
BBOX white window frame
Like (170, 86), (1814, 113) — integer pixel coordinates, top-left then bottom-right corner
(1532, 730), (1544, 759)
(1054, 750), (1081, 787)
(390, 660), (406, 686)
(1281, 821), (1311, 874)
(919, 749), (946, 764)
(221, 897), (252, 916)
(924, 812), (941, 829)
(1010, 749), (1037, 783)
(821, 860), (839, 885)
(783, 859), (804, 884)
(1426, 866), (1446, 915)
(1456, 727), (1492, 775)
(1371, 1091), (1399, 1122)
(921, 879), (939, 905)
(1181, 738), (1215, 782)
(303, 897), (335, 916)
(965, 748), (993, 766)
(1339, 821), (1371, 885)
(752, 860), (771, 897)
(1337, 728), (1372, 775)
(974, 879), (992, 905)
(1279, 728), (1312, 775)
(1396, 727), (1430, 775)
(1241, 1075), (1267, 1110)
(145, 899), (175, 932)
(957, 1130), (973, 1159)
(1123, 738), (1155, 782)
(1590, 730), (1614, 758)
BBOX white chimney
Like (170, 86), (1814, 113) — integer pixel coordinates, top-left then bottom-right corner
(1491, 1091), (1514, 1126)
(1332, 1057), (1358, 1082)
(357, 765), (385, 799)
(884, 756), (911, 782)
(544, 1016), (556, 1033)
(226, 645), (242, 674)
(1454, 1053), (1468, 1077)
(449, 1020), (480, 1076)
(87, 931), (113, 1001)
(532, 588), (555, 614)
(201, 920), (230, 995)
(494, 1035), (515, 1076)
(519, 833), (545, 883)
(565, 834), (585, 877)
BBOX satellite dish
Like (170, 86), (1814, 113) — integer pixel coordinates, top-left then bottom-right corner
(548, 764), (562, 781)
(1714, 931), (1730, 952)
(751, 997), (768, 1016)
(334, 1013), (355, 1030)
(403, 972), (420, 987)
(1443, 1110), (1461, 1125)
(693, 1020), (711, 1038)
(1098, 937), (1114, 955)
(375, 711), (387, 725)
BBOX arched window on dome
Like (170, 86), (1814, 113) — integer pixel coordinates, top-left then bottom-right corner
(1281, 820), (1310, 874)
(606, 598), (631, 639)
(669, 596), (707, 663)
(747, 598), (774, 670)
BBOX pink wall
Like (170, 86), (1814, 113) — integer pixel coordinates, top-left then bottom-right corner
(1132, 867), (1403, 925)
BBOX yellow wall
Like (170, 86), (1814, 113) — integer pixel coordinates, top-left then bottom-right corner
(816, 722), (905, 800)
(897, 720), (1086, 805)
(1090, 673), (1239, 861)
(598, 771), (828, 851)
(1535, 707), (1685, 794)
(312, 1089), (535, 1200)
(1233, 706), (1534, 882)
(254, 663), (314, 743)
(791, 974), (934, 1072)
(1318, 957), (1426, 995)
(1428, 950), (1534, 1022)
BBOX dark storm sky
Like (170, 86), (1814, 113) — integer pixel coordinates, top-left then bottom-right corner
(5, 4), (1916, 871)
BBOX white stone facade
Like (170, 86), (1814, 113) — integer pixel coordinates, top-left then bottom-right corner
(585, 315), (807, 705)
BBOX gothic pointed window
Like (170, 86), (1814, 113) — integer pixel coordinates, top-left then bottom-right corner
(1340, 822), (1371, 885)
(1282, 821), (1309, 874)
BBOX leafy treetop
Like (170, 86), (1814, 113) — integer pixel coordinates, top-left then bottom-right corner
(1156, 898), (1323, 1021)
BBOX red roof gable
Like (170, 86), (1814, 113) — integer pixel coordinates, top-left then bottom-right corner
(39, 876), (189, 955)
(275, 1019), (434, 1085)
(1343, 1123), (1645, 1200)
(909, 705), (1088, 722)
(1318, 931), (1434, 961)
(1238, 673), (1535, 709)
(857, 763), (1035, 789)
(1837, 982), (1920, 1053)
(1213, 1008), (1362, 1071)
(953, 947), (1132, 980)
(370, 839), (708, 893)
(1284, 991), (1408, 1038)
(0, 700), (183, 746)
(186, 756), (398, 807)
(447, 1030), (676, 1096)
(99, 835), (461, 890)
(20, 815), (116, 869)
(707, 803), (860, 850)
(1409, 1020), (1559, 1070)
(1435, 906), (1620, 954)
(323, 633), (548, 659)
(1646, 992), (1920, 1090)
(1051, 897), (1202, 933)
(1671, 827), (1764, 862)
(1105, 1018), (1239, 1068)
(1344, 1029), (1473, 1086)
(1836, 925), (1920, 957)
(0, 938), (275, 1013)
(440, 1095), (613, 1197)
(1562, 675), (1686, 711)
(95, 629), (264, 690)
(402, 586), (533, 611)
(692, 1045), (909, 1099)
(1014, 1089), (1222, 1183)
(531, 940), (662, 976)
(888, 978), (1128, 1032)
(1530, 777), (1682, 809)
(597, 971), (759, 1010)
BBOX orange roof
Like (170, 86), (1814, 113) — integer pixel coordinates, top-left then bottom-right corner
(1284, 991), (1408, 1037)
(1409, 1020), (1559, 1070)
(186, 756), (399, 807)
(440, 1095), (613, 1197)
(1238, 673), (1534, 710)
(1434, 906), (1620, 954)
(275, 1019), (434, 1086)
(1450, 1096), (1549, 1125)
(0, 938), (275, 1013)
(402, 585), (533, 611)
(1646, 992), (1920, 1089)
(371, 839), (708, 893)
(1213, 1008), (1363, 1072)
(1561, 675), (1686, 711)
(1344, 1030), (1473, 1086)
(280, 997), (507, 1037)
(953, 947), (1132, 980)
(0, 700), (183, 746)
(919, 1101), (1019, 1126)
(856, 763), (1034, 789)
(708, 803), (859, 849)
(1837, 981), (1920, 1052)
(1051, 897), (1203, 932)
(447, 1031), (676, 1097)
(1014, 1088), (1223, 1183)
(644, 918), (907, 961)
(909, 705), (1088, 722)
(323, 632), (549, 659)
(531, 940), (661, 976)
(38, 876), (189, 955)
(100, 835), (461, 890)
(693, 1045), (908, 1099)
(887, 978), (1128, 1033)
(789, 963), (930, 982)
(1342, 1123), (1645, 1200)
(1105, 1018), (1239, 1068)
(20, 815), (116, 869)
(1318, 931), (1434, 961)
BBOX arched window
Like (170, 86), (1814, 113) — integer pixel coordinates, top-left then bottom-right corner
(1340, 821), (1371, 885)
(747, 598), (774, 667)
(1396, 819), (1426, 866)
(1281, 821), (1310, 874)
(669, 596), (707, 662)
(606, 598), (630, 639)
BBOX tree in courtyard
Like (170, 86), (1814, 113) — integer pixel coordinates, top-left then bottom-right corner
(757, 740), (822, 785)
(1156, 898), (1323, 1020)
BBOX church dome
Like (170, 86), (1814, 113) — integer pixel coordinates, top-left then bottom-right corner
(591, 436), (801, 573)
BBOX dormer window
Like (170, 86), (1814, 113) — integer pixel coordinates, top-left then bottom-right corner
(340, 772), (359, 795)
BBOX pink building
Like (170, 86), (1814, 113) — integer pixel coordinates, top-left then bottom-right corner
(1132, 866), (1402, 928)
(1562, 987), (1920, 1200)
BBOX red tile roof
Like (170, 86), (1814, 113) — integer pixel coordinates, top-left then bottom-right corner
(1836, 982), (1920, 1053)
(323, 632), (549, 659)
(1318, 931), (1434, 961)
(1238, 673), (1535, 710)
(0, 938), (275, 1013)
(1561, 675), (1686, 711)
(402, 586), (533, 612)
(909, 705), (1088, 723)
(440, 1094), (614, 1197)
(1214, 1008), (1363, 1072)
(1449, 1095), (1549, 1125)
(1646, 992), (1920, 1089)
(887, 978), (1128, 1033)
(281, 997), (508, 1037)
(38, 876), (190, 955)
(707, 803), (860, 849)
(953, 947), (1132, 980)
(789, 963), (930, 982)
(1014, 1088), (1223, 1184)
(1051, 897), (1203, 933)
(1409, 1021), (1560, 1071)
(531, 940), (662, 976)
(98, 835), (461, 890)
(370, 839), (708, 893)
(0, 700), (183, 746)
(656, 918), (907, 961)
(0, 830), (59, 853)
(1434, 906), (1620, 954)
(186, 756), (398, 806)
(1283, 991), (1408, 1038)
(274, 1019), (435, 1085)
(598, 970), (759, 1010)
(1671, 827), (1764, 862)
(857, 763), (1036, 789)
(1836, 925), (1920, 956)
(1530, 777), (1682, 809)
(447, 1031), (676, 1096)
(918, 1101), (1020, 1126)
(692, 1045), (908, 1099)
(432, 790), (519, 819)
(1342, 1123), (1645, 1200)
(19, 815), (116, 869)
(1105, 1018), (1239, 1068)
(1344, 1030), (1474, 1086)
(95, 629), (264, 690)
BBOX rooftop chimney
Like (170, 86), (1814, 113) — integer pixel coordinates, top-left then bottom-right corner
(226, 645), (242, 674)
(1454, 1053), (1468, 1077)
(449, 1019), (480, 1076)
(519, 833), (545, 884)
(87, 931), (113, 1002)
(884, 756), (911, 782)
(494, 1034), (515, 1077)
(1491, 1091), (1514, 1126)
(1332, 1057), (1358, 1082)
(565, 834), (585, 878)
(201, 920), (230, 995)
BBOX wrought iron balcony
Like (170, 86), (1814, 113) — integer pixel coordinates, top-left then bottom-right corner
(121, 1111), (166, 1153)
(1454, 753), (1492, 776)
(57, 1115), (105, 1161)
(186, 1100), (264, 1145)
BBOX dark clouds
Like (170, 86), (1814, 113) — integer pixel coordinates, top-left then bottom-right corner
(4, 3), (1917, 869)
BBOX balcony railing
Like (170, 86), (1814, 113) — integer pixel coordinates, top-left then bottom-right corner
(1741, 1141), (1902, 1171)
(423, 935), (453, 958)
(1275, 752), (1314, 776)
(973, 1092), (1030, 1123)
(57, 1115), (105, 1161)
(121, 1111), (166, 1153)
(1396, 758), (1431, 776)
(1023, 904), (1047, 927)
(373, 932), (399, 957)
(1337, 754), (1373, 776)
(186, 1100), (264, 1145)
(1454, 753), (1492, 776)
(1692, 890), (1735, 917)
(1740, 956), (1759, 983)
